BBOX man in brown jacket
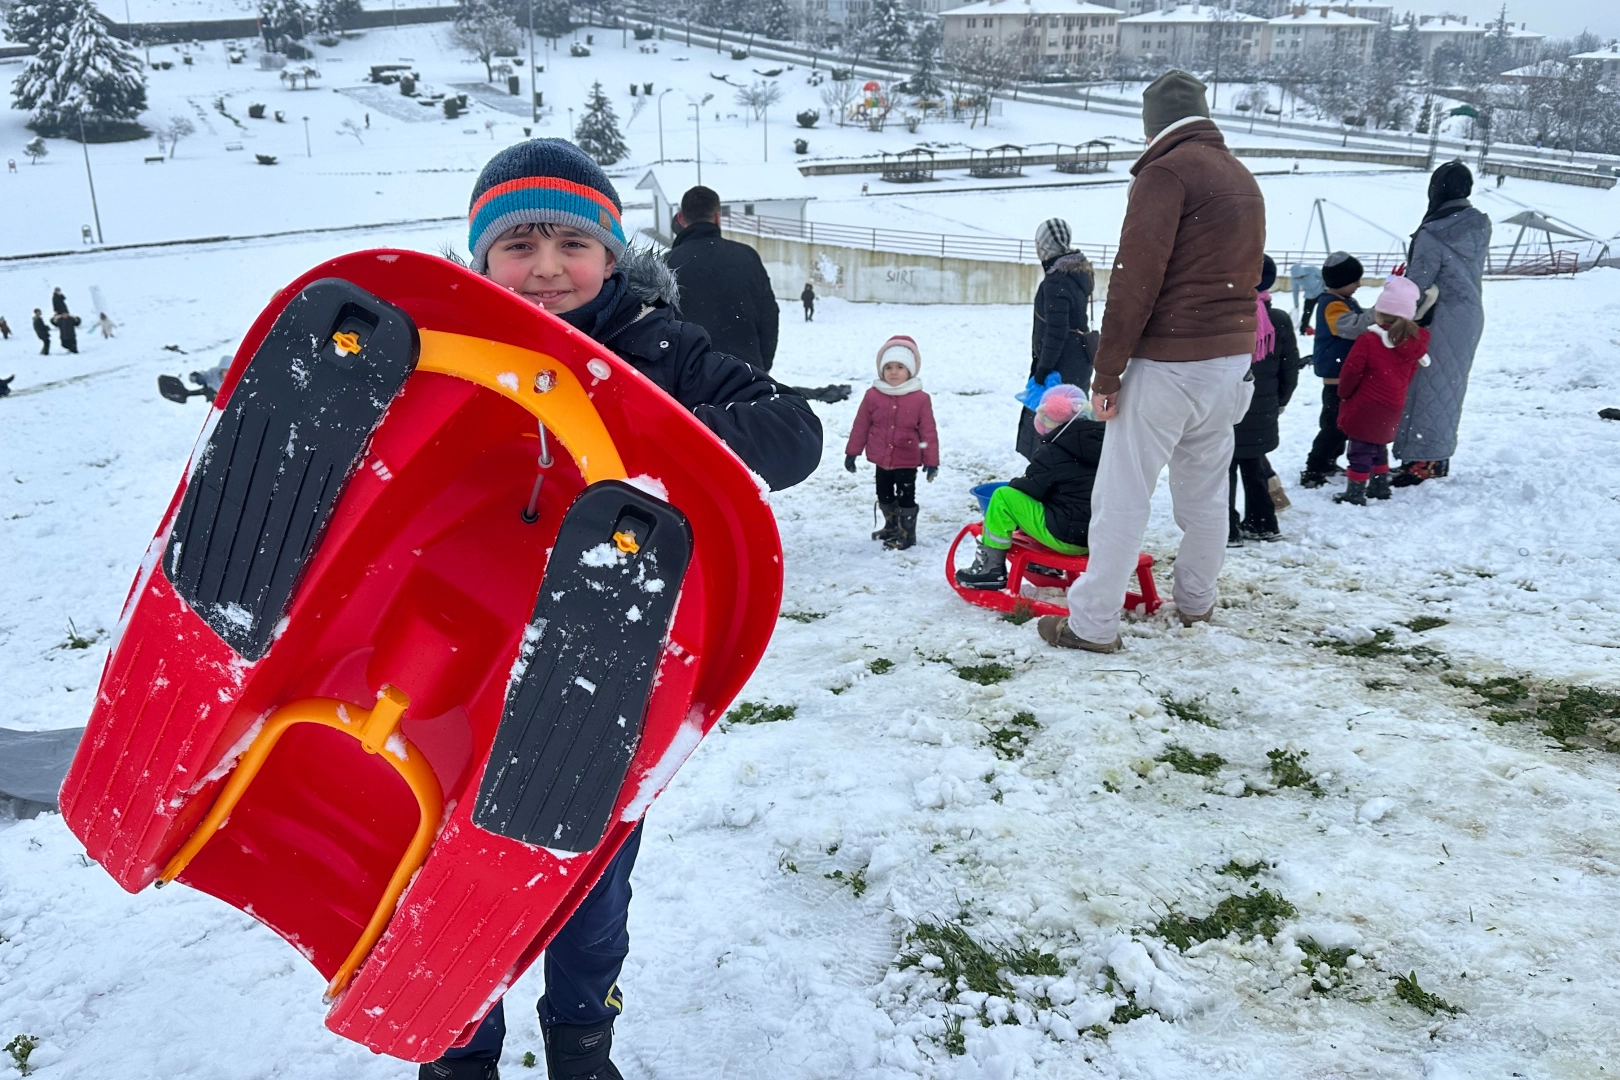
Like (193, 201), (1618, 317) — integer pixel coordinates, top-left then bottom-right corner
(1039, 70), (1266, 653)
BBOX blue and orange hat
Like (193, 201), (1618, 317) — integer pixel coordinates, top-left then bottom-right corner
(467, 138), (627, 272)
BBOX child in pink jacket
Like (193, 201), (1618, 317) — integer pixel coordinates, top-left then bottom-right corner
(844, 335), (939, 550)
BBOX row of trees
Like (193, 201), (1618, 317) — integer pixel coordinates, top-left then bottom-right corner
(257, 0), (364, 53)
(5, 0), (148, 137)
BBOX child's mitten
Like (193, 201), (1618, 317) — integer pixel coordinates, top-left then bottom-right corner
(924, 466), (937, 482)
(844, 454), (857, 473)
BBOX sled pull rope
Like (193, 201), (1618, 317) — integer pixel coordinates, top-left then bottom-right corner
(521, 422), (554, 525)
(155, 686), (444, 1003)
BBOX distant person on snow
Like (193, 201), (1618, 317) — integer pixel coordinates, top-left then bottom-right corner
(1229, 256), (1299, 545)
(32, 309), (50, 355)
(53, 310), (81, 354)
(665, 184), (780, 371)
(96, 312), (117, 339)
(0, 315), (11, 339)
(1333, 276), (1431, 506)
(1018, 217), (1095, 460)
(844, 335), (938, 551)
(1299, 251), (1376, 488)
(426, 137), (821, 1080)
(801, 281), (815, 321)
(1041, 70), (1265, 653)
(957, 385), (1104, 591)
(51, 287), (68, 317)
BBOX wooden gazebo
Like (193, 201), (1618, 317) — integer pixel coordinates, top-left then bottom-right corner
(880, 147), (936, 184)
(968, 144), (1025, 179)
(1055, 140), (1112, 175)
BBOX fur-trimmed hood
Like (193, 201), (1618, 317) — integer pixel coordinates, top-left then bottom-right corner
(621, 243), (681, 307)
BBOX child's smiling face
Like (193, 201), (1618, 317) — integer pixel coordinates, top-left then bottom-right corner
(881, 361), (911, 386)
(485, 223), (614, 314)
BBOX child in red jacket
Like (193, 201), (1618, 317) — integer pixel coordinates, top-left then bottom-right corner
(844, 335), (939, 550)
(1334, 276), (1431, 506)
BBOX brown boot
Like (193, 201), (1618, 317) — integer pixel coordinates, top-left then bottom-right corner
(1177, 607), (1212, 628)
(1037, 615), (1120, 653)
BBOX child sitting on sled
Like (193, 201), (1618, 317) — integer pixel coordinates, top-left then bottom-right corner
(1332, 275), (1431, 506)
(957, 384), (1104, 591)
(843, 335), (939, 551)
(425, 138), (822, 1080)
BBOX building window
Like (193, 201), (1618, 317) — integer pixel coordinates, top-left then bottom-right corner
(966, 17), (974, 27)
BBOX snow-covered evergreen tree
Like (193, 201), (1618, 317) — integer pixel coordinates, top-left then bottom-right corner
(11, 0), (147, 136)
(574, 81), (628, 165)
(259, 0), (311, 50)
(908, 20), (943, 98)
(453, 0), (521, 81)
(3, 0), (77, 46)
(314, 0), (361, 34)
(866, 0), (910, 62)
(758, 0), (790, 41)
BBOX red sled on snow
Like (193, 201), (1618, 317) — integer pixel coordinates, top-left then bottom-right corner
(945, 523), (1161, 618)
(60, 250), (782, 1062)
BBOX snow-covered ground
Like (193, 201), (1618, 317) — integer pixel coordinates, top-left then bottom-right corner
(2, 214), (1620, 1076)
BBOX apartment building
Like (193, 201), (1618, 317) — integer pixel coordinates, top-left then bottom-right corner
(940, 0), (1122, 66)
(1572, 42), (1620, 84)
(1387, 14), (1543, 68)
(1264, 7), (1378, 65)
(1115, 5), (1266, 64)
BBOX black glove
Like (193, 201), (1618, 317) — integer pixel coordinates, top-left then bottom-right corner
(924, 466), (938, 482)
(844, 454), (857, 473)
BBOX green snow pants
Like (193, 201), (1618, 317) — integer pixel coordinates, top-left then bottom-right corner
(983, 486), (1086, 555)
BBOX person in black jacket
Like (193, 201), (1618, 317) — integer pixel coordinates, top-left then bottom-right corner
(1017, 218), (1094, 460)
(51, 287), (69, 317)
(437, 139), (822, 1080)
(53, 311), (81, 354)
(32, 309), (50, 355)
(1230, 256), (1299, 544)
(801, 281), (815, 321)
(665, 185), (781, 371)
(958, 385), (1104, 590)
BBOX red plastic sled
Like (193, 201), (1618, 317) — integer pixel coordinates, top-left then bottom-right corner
(60, 250), (782, 1062)
(945, 523), (1161, 618)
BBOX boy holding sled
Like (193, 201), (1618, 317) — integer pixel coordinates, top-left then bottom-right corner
(422, 139), (822, 1080)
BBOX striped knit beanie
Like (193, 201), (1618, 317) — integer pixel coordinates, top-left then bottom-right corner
(1035, 218), (1071, 263)
(467, 138), (627, 273)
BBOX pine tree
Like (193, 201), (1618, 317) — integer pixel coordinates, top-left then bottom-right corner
(314, 0), (361, 34)
(758, 0), (790, 41)
(574, 81), (628, 165)
(867, 0), (910, 62)
(908, 20), (943, 99)
(2, 0), (78, 47)
(12, 0), (147, 137)
(259, 0), (311, 50)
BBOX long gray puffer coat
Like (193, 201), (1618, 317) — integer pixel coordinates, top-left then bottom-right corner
(1394, 200), (1490, 462)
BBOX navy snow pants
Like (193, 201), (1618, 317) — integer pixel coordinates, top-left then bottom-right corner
(442, 821), (643, 1062)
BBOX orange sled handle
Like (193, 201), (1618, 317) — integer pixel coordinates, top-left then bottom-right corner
(156, 686), (444, 1001)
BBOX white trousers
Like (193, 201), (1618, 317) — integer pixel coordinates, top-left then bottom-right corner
(1067, 355), (1254, 644)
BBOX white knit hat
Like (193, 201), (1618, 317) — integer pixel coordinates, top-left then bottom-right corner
(875, 334), (920, 376)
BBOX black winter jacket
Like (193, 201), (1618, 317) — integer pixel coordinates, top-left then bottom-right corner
(1007, 416), (1106, 548)
(587, 248), (821, 491)
(1233, 303), (1300, 459)
(33, 315), (50, 342)
(666, 221), (781, 371)
(1030, 252), (1094, 384)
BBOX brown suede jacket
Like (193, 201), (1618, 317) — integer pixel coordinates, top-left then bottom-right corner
(1092, 120), (1267, 396)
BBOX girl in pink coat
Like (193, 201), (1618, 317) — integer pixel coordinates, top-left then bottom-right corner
(844, 335), (939, 550)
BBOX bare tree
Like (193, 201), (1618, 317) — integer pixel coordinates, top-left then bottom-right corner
(164, 116), (196, 158)
(339, 117), (364, 143)
(453, 0), (522, 82)
(734, 80), (783, 123)
(819, 81), (859, 127)
(945, 37), (1021, 128)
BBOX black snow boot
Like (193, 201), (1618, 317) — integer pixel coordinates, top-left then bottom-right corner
(1298, 468), (1329, 489)
(955, 543), (1007, 590)
(418, 1058), (499, 1080)
(1366, 471), (1392, 500)
(1333, 478), (1368, 506)
(872, 500), (901, 542)
(543, 1019), (623, 1080)
(885, 506), (918, 551)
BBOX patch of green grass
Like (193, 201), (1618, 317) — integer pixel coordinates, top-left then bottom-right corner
(1469, 679), (1620, 751)
(61, 618), (98, 650)
(825, 867), (868, 897)
(1400, 615), (1449, 633)
(521, 1050), (537, 1068)
(1300, 939), (1356, 992)
(1444, 672), (1530, 705)
(1157, 745), (1225, 777)
(1267, 748), (1324, 797)
(986, 711), (1039, 760)
(1152, 888), (1298, 951)
(779, 610), (827, 623)
(1110, 1000), (1149, 1024)
(1394, 971), (1460, 1015)
(1161, 695), (1219, 728)
(1314, 628), (1447, 668)
(726, 701), (797, 726)
(942, 1013), (966, 1056)
(954, 661), (1014, 685)
(5, 1035), (38, 1076)
(868, 657), (894, 675)
(1217, 859), (1264, 879)
(1000, 601), (1036, 626)
(898, 921), (1059, 1002)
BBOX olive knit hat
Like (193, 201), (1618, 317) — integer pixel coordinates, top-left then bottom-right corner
(1142, 70), (1210, 141)
(467, 138), (627, 273)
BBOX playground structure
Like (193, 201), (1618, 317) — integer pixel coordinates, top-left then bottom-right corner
(968, 144), (1025, 179)
(1055, 140), (1112, 174)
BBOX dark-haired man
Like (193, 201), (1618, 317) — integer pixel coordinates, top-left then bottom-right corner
(666, 185), (780, 371)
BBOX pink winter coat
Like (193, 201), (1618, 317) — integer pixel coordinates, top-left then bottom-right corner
(845, 386), (939, 469)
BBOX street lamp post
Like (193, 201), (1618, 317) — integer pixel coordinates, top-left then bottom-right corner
(657, 87), (675, 163)
(77, 111), (104, 244)
(529, 0), (537, 124)
(688, 93), (712, 186)
(303, 115), (311, 156)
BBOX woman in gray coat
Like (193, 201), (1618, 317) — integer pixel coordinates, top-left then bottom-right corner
(1392, 161), (1491, 486)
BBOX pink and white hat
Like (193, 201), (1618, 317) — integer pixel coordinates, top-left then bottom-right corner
(875, 335), (921, 377)
(1374, 275), (1420, 321)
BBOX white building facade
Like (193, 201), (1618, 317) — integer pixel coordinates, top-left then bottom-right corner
(940, 0), (1122, 67)
(1115, 6), (1266, 65)
(1263, 8), (1378, 66)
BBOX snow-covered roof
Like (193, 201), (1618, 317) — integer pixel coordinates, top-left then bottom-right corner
(1267, 10), (1379, 27)
(1572, 45), (1620, 61)
(1118, 5), (1267, 25)
(942, 0), (1120, 16)
(1389, 21), (1486, 36)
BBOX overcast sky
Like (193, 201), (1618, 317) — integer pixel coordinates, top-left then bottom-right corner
(1396, 1), (1616, 41)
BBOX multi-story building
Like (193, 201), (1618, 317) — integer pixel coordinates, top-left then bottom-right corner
(1387, 14), (1544, 70)
(940, 0), (1122, 67)
(1263, 7), (1378, 65)
(1116, 5), (1267, 65)
(1571, 42), (1620, 84)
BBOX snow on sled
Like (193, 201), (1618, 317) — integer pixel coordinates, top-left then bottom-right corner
(60, 250), (782, 1062)
(945, 523), (1161, 619)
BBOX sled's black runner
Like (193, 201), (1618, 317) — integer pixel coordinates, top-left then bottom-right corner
(474, 480), (692, 852)
(165, 280), (419, 659)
